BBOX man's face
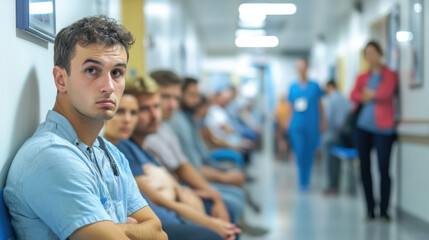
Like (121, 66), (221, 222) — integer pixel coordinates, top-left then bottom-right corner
(182, 83), (201, 111)
(159, 85), (181, 120)
(58, 44), (127, 121)
(134, 93), (162, 136)
(216, 89), (233, 107)
(297, 59), (308, 77)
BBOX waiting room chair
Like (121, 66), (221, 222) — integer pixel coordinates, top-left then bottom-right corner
(330, 146), (359, 195)
(0, 189), (15, 240)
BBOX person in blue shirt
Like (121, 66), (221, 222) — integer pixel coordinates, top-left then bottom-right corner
(285, 59), (326, 191)
(104, 76), (238, 240)
(3, 16), (166, 240)
(103, 78), (225, 240)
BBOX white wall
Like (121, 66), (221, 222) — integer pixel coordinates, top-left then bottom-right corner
(0, 0), (120, 187)
(397, 0), (429, 223)
(144, 0), (204, 77)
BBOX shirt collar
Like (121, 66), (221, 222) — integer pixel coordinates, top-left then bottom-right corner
(45, 110), (100, 148)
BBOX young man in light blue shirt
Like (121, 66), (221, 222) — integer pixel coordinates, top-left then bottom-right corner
(3, 16), (166, 240)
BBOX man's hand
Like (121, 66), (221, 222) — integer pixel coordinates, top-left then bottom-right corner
(126, 217), (138, 224)
(210, 218), (242, 240)
(362, 88), (375, 103)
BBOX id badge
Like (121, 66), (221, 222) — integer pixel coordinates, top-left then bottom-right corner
(294, 97), (308, 112)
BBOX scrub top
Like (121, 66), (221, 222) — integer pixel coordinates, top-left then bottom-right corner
(288, 80), (324, 149)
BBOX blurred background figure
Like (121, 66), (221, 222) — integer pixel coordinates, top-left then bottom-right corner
(103, 82), (225, 240)
(285, 59), (326, 191)
(275, 94), (291, 161)
(351, 41), (398, 221)
(226, 87), (261, 145)
(322, 80), (352, 196)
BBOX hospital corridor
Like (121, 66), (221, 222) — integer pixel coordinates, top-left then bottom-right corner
(2, 0), (429, 239)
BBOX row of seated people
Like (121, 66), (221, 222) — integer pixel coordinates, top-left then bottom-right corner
(2, 16), (264, 240)
(102, 71), (267, 240)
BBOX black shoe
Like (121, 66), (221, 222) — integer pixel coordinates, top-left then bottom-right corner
(380, 213), (391, 222)
(365, 212), (376, 222)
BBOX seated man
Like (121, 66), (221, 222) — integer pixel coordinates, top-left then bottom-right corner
(144, 70), (245, 225)
(169, 77), (245, 186)
(3, 16), (166, 240)
(205, 86), (254, 150)
(226, 86), (261, 142)
(201, 87), (254, 165)
(104, 76), (235, 240)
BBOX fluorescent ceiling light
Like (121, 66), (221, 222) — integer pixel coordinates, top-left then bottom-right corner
(239, 12), (266, 23)
(239, 20), (266, 28)
(30, 1), (53, 14)
(414, 3), (422, 13)
(235, 29), (266, 37)
(235, 36), (279, 48)
(396, 31), (413, 42)
(239, 3), (297, 16)
(145, 2), (170, 17)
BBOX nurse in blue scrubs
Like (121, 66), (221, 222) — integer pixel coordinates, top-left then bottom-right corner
(286, 59), (326, 191)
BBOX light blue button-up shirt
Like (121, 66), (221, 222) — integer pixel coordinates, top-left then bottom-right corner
(4, 110), (147, 240)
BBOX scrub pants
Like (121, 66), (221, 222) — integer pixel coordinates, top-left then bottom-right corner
(289, 128), (317, 190)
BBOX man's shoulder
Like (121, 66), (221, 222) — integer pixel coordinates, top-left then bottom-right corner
(9, 127), (88, 177)
(168, 110), (187, 126)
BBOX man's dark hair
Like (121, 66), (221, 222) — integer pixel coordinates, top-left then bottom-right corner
(150, 70), (182, 87)
(196, 95), (209, 109)
(365, 40), (383, 56)
(326, 80), (337, 89)
(182, 77), (198, 92)
(54, 15), (135, 74)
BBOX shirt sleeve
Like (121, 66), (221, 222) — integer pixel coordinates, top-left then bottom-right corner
(22, 147), (112, 240)
(168, 116), (201, 170)
(117, 142), (144, 177)
(144, 134), (184, 172)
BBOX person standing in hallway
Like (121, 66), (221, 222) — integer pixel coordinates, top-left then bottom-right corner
(275, 93), (291, 161)
(322, 80), (352, 195)
(351, 41), (398, 221)
(285, 59), (326, 191)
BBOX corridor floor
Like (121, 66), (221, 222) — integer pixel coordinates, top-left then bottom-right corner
(241, 154), (429, 240)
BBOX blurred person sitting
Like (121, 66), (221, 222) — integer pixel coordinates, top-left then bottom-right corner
(206, 86), (254, 150)
(104, 76), (233, 240)
(169, 77), (245, 186)
(143, 70), (245, 228)
(226, 87), (261, 142)
(322, 80), (352, 196)
(205, 86), (255, 165)
(275, 94), (291, 161)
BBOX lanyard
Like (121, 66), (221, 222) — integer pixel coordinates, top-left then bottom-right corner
(77, 137), (120, 178)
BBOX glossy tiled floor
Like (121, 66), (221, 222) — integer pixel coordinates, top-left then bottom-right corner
(241, 128), (429, 240)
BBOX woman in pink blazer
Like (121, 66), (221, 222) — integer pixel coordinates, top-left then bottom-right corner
(351, 41), (398, 221)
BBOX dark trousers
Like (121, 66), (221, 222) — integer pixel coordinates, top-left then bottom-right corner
(354, 128), (396, 215)
(324, 136), (342, 190)
(163, 224), (223, 240)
